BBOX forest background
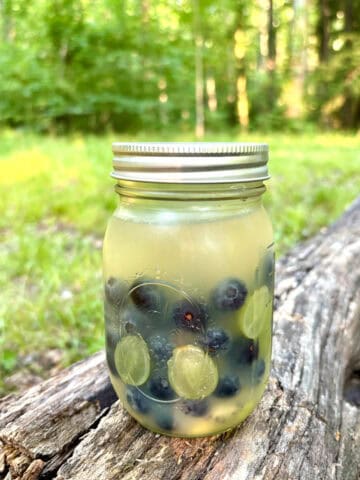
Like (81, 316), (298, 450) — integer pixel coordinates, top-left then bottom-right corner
(0, 0), (359, 395)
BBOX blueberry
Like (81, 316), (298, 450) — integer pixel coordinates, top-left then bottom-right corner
(254, 358), (266, 380)
(232, 337), (259, 365)
(118, 306), (141, 334)
(105, 329), (119, 352)
(105, 277), (127, 307)
(214, 375), (240, 397)
(202, 328), (230, 356)
(212, 278), (248, 311)
(104, 302), (121, 340)
(105, 324), (120, 378)
(155, 413), (174, 431)
(126, 387), (151, 414)
(130, 278), (162, 313)
(149, 336), (173, 362)
(181, 399), (209, 417)
(149, 374), (176, 400)
(126, 387), (150, 413)
(173, 299), (207, 332)
(264, 251), (275, 282)
(257, 250), (275, 290)
(124, 320), (137, 334)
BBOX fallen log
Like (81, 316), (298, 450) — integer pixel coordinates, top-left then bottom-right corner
(1, 197), (360, 480)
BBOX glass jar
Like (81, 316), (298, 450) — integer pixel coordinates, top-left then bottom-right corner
(103, 142), (274, 437)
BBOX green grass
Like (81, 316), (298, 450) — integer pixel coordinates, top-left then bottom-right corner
(1, 130), (359, 394)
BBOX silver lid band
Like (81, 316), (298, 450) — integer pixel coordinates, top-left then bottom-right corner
(112, 142), (269, 184)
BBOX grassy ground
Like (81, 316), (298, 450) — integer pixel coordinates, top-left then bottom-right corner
(1, 130), (359, 394)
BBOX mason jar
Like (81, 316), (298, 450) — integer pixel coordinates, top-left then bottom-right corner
(103, 142), (274, 437)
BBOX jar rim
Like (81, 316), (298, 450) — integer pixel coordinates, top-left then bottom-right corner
(112, 142), (269, 184)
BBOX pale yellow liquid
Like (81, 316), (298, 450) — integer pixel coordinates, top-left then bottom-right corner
(103, 197), (273, 437)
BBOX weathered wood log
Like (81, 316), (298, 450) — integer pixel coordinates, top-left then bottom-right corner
(1, 197), (360, 480)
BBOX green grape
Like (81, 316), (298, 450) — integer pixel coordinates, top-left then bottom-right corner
(114, 335), (150, 386)
(238, 286), (272, 339)
(168, 345), (218, 400)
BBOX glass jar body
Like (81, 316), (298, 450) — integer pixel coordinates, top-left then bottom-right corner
(103, 182), (274, 437)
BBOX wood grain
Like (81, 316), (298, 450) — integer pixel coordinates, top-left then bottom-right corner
(1, 198), (359, 480)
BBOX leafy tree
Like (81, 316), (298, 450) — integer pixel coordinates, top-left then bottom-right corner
(0, 0), (358, 132)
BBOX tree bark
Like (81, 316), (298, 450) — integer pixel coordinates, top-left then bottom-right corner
(285, 0), (295, 76)
(267, 0), (276, 68)
(317, 0), (330, 63)
(1, 197), (360, 480)
(192, 0), (205, 138)
(286, 0), (308, 119)
(344, 0), (353, 33)
(232, 0), (250, 129)
(340, 0), (356, 129)
(266, 0), (277, 112)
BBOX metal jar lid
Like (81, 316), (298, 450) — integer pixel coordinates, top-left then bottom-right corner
(111, 142), (269, 184)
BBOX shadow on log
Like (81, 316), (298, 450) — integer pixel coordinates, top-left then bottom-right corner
(1, 198), (360, 480)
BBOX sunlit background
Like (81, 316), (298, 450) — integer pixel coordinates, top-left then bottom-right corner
(0, 0), (359, 395)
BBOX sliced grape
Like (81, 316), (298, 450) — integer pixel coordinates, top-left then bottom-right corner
(238, 286), (272, 339)
(167, 345), (218, 400)
(114, 335), (150, 386)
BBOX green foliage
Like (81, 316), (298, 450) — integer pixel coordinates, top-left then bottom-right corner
(309, 35), (360, 128)
(247, 71), (286, 131)
(0, 0), (196, 132)
(0, 0), (358, 132)
(308, 0), (360, 129)
(0, 130), (359, 394)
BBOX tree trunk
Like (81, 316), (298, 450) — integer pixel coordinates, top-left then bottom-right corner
(140, 0), (151, 101)
(344, 0), (353, 34)
(206, 76), (217, 113)
(234, 28), (249, 129)
(1, 197), (360, 479)
(318, 0), (330, 63)
(285, 0), (295, 76)
(236, 72), (249, 129)
(340, 0), (356, 129)
(267, 0), (276, 69)
(286, 0), (308, 119)
(266, 0), (277, 112)
(192, 0), (205, 138)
